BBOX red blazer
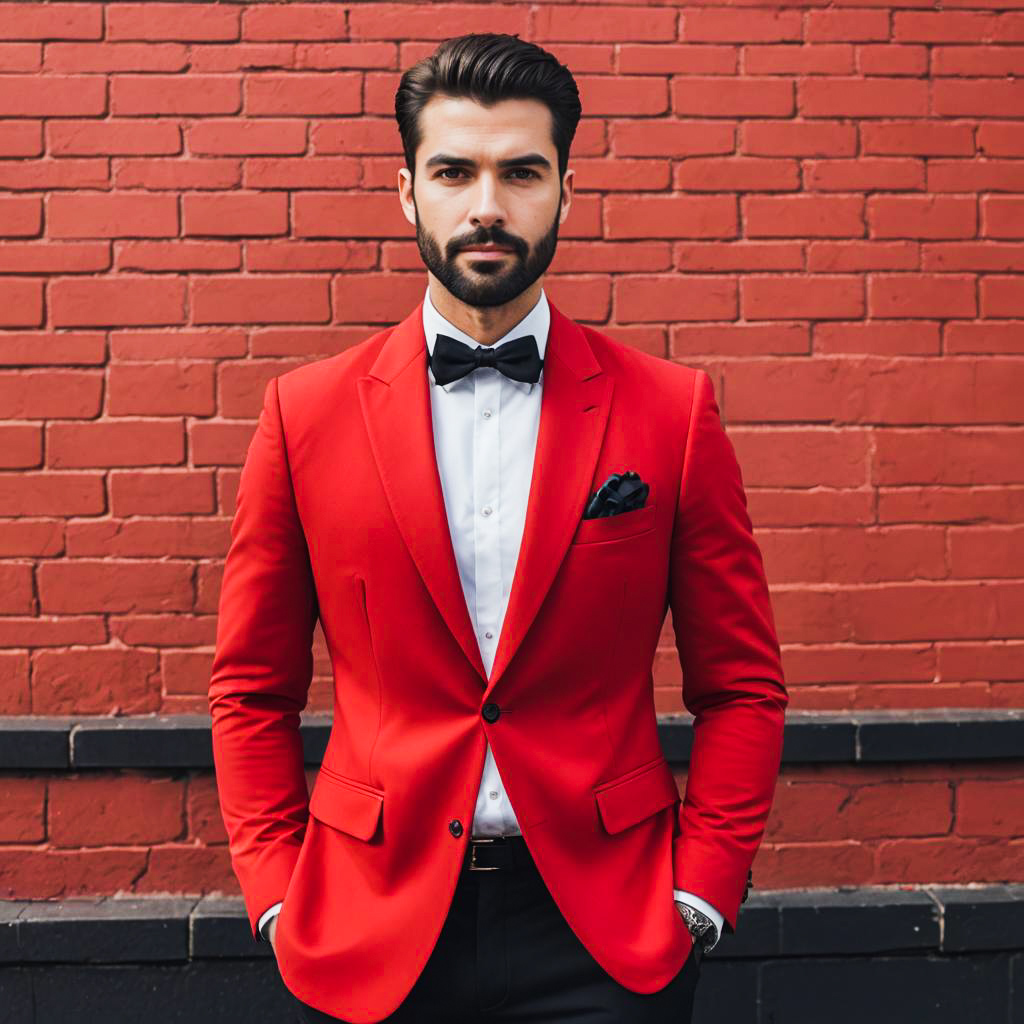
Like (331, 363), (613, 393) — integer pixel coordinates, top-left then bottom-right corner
(209, 296), (788, 1023)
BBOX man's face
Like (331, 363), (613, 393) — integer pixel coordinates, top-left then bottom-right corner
(398, 95), (572, 309)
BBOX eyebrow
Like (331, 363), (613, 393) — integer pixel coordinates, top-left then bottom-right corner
(424, 152), (552, 172)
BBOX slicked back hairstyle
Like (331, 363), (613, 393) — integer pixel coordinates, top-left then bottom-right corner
(395, 33), (582, 185)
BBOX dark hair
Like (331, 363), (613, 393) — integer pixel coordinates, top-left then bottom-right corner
(395, 33), (582, 184)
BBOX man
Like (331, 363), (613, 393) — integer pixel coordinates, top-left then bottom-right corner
(209, 32), (788, 1024)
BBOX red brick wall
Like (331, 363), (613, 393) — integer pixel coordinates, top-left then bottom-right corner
(2, 2), (1023, 719)
(2, 762), (1022, 899)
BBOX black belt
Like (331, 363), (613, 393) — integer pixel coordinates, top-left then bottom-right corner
(462, 835), (533, 872)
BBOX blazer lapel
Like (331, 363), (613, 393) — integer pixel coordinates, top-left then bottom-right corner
(358, 300), (488, 682)
(484, 300), (612, 697)
(357, 296), (614, 694)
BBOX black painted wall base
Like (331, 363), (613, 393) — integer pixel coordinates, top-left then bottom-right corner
(1, 887), (1022, 1023)
(1, 952), (1021, 1024)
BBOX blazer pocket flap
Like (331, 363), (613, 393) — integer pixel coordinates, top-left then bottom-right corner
(310, 769), (384, 841)
(594, 757), (679, 835)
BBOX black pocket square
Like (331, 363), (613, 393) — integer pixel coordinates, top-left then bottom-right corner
(583, 470), (650, 520)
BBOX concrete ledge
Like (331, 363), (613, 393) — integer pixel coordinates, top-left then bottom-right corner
(2, 709), (1023, 770)
(1, 886), (1022, 963)
(1, 888), (1022, 1023)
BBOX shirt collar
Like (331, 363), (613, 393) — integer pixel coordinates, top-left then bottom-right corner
(423, 284), (550, 394)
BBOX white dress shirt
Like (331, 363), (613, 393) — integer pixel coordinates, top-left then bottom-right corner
(258, 284), (724, 949)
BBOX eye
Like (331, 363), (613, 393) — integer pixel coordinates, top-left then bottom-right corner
(436, 168), (539, 181)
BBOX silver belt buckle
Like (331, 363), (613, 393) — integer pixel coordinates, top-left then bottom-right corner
(469, 837), (501, 871)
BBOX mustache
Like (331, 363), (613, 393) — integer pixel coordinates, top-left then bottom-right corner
(450, 231), (524, 255)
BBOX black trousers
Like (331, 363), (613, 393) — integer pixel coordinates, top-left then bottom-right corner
(288, 835), (702, 1023)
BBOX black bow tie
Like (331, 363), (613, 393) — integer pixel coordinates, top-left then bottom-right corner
(429, 332), (543, 387)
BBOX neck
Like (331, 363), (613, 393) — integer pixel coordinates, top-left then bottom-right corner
(428, 277), (542, 347)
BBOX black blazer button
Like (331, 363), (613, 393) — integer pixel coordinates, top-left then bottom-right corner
(449, 819), (463, 838)
(482, 702), (501, 723)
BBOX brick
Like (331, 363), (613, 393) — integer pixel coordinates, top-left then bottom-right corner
(0, 651), (30, 712)
(807, 10), (892, 42)
(615, 275), (737, 322)
(0, 562), (33, 613)
(605, 195), (737, 239)
(163, 648), (215, 695)
(38, 559), (194, 614)
(0, 278), (44, 327)
(243, 4), (348, 40)
(111, 75), (241, 116)
(745, 195), (866, 238)
(800, 78), (929, 117)
(311, 118), (401, 155)
(66, 518), (229, 559)
(110, 330), (247, 361)
(50, 277), (186, 327)
(183, 192), (288, 237)
(295, 42), (395, 70)
(332, 273), (431, 323)
(243, 156), (360, 188)
(0, 242), (110, 274)
(0, 120), (42, 156)
(0, 75), (106, 116)
(0, 847), (150, 893)
(0, 424), (42, 468)
(48, 193), (178, 238)
(0, 332), (106, 366)
(0, 4), (101, 40)
(115, 240), (241, 273)
(869, 274), (976, 318)
(0, 370), (102, 419)
(113, 157), (240, 190)
(293, 192), (419, 237)
(47, 420), (185, 468)
(743, 275), (864, 319)
(244, 72), (361, 115)
(44, 42), (188, 73)
(107, 363), (215, 416)
(671, 76), (793, 117)
(685, 8), (803, 42)
(48, 119), (181, 156)
(49, 775), (184, 846)
(950, 525), (1024, 579)
(534, 5), (676, 42)
(187, 42), (295, 73)
(348, 3), (527, 39)
(0, 473), (104, 516)
(0, 158), (108, 190)
(0, 42), (41, 72)
(0, 195), (42, 237)
(107, 3), (239, 42)
(191, 276), (330, 324)
(867, 196), (977, 239)
(110, 469), (216, 516)
(245, 240), (376, 273)
(31, 648), (161, 714)
(0, 778), (44, 841)
(187, 118), (307, 155)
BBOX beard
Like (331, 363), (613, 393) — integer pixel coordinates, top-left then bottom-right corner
(413, 188), (562, 309)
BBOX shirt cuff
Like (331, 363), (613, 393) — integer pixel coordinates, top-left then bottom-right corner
(673, 888), (724, 949)
(258, 901), (284, 941)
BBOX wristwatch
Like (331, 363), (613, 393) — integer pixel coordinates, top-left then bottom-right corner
(674, 901), (718, 954)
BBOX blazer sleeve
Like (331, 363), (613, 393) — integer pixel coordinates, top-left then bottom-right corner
(667, 369), (788, 935)
(208, 375), (319, 942)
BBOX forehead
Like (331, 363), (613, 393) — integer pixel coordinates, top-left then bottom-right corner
(417, 94), (554, 161)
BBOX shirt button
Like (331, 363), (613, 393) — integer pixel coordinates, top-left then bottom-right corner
(482, 506), (492, 516)
(484, 630), (493, 639)
(482, 409), (492, 418)
(488, 791), (499, 800)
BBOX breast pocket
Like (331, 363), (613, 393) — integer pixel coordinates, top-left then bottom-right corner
(571, 502), (657, 546)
